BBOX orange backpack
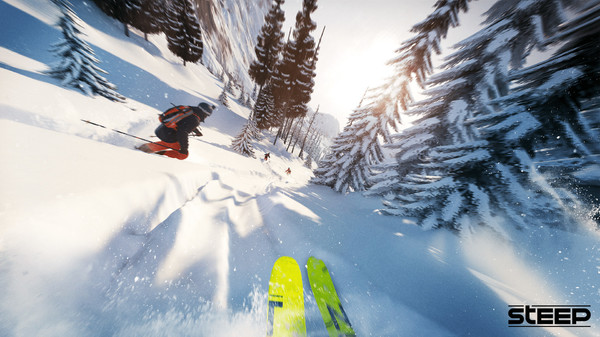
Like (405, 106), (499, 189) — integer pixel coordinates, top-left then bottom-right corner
(159, 105), (194, 129)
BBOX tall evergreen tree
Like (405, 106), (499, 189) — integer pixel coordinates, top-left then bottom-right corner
(249, 0), (286, 87)
(370, 0), (588, 234)
(219, 86), (230, 108)
(234, 0), (286, 155)
(226, 79), (235, 95)
(131, 0), (165, 40)
(254, 84), (277, 129)
(47, 0), (125, 102)
(231, 117), (259, 158)
(312, 89), (393, 193)
(272, 0), (318, 122)
(165, 0), (203, 66)
(314, 0), (472, 193)
(494, 1), (600, 167)
(483, 1), (600, 216)
(92, 0), (139, 37)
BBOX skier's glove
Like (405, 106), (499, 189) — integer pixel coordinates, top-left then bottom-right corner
(192, 128), (203, 137)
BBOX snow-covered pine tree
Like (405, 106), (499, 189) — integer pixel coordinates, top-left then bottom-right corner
(233, 0), (287, 156)
(254, 84), (277, 129)
(231, 117), (259, 158)
(304, 154), (313, 168)
(226, 79), (235, 95)
(254, 85), (277, 130)
(165, 0), (203, 66)
(249, 0), (285, 87)
(372, 0), (586, 234)
(47, 0), (125, 102)
(483, 1), (600, 217)
(315, 0), (472, 193)
(245, 95), (254, 109)
(219, 86), (230, 108)
(493, 1), (600, 168)
(283, 0), (318, 120)
(92, 0), (140, 37)
(238, 86), (246, 102)
(252, 84), (258, 99)
(248, 0), (285, 130)
(131, 0), (165, 40)
(312, 89), (394, 193)
(92, 0), (115, 17)
(271, 0), (319, 142)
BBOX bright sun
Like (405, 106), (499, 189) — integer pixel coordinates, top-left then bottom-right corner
(313, 31), (398, 120)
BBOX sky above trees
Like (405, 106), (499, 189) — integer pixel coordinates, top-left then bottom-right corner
(282, 0), (494, 126)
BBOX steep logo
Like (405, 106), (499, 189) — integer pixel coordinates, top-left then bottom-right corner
(508, 305), (591, 328)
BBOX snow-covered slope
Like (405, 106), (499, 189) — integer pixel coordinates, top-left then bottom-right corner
(1, 1), (599, 336)
(198, 0), (270, 90)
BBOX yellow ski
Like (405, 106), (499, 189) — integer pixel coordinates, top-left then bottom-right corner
(267, 256), (307, 337)
(307, 256), (356, 337)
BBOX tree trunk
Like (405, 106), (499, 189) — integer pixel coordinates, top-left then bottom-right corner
(288, 119), (303, 153)
(299, 106), (319, 157)
(283, 117), (296, 145)
(273, 116), (286, 145)
(283, 118), (292, 145)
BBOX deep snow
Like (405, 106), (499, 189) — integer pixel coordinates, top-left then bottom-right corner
(1, 0), (599, 336)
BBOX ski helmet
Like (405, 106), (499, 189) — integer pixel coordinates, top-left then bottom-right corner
(198, 102), (215, 115)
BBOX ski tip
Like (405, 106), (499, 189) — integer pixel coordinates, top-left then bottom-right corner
(307, 256), (323, 266)
(275, 256), (296, 263)
(273, 256), (300, 269)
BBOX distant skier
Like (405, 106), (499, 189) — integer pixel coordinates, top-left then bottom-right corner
(137, 102), (215, 160)
(264, 152), (271, 161)
(285, 167), (291, 175)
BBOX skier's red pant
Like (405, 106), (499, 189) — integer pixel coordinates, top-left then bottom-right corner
(143, 141), (188, 160)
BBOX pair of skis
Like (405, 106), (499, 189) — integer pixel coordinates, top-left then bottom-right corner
(267, 256), (355, 337)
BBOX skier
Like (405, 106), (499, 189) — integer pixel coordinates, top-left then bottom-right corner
(285, 167), (291, 175)
(137, 102), (215, 160)
(264, 152), (271, 161)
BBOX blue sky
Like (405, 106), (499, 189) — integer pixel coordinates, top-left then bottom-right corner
(281, 0), (494, 126)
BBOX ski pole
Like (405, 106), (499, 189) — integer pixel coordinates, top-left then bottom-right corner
(80, 119), (179, 151)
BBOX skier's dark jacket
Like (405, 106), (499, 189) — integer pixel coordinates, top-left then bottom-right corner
(155, 106), (211, 155)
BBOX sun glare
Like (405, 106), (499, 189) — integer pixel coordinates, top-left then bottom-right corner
(319, 32), (397, 117)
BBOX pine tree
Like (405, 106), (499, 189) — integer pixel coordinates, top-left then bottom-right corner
(239, 86), (246, 102)
(254, 84), (277, 129)
(47, 0), (125, 102)
(312, 90), (393, 193)
(314, 0), (472, 194)
(165, 0), (203, 66)
(485, 1), (600, 217)
(248, 0), (286, 130)
(304, 149), (314, 168)
(252, 84), (258, 99)
(231, 117), (259, 158)
(245, 95), (254, 109)
(226, 79), (235, 95)
(271, 0), (319, 124)
(92, 0), (140, 37)
(131, 0), (165, 40)
(219, 86), (230, 108)
(494, 1), (600, 167)
(249, 0), (286, 87)
(371, 0), (587, 234)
